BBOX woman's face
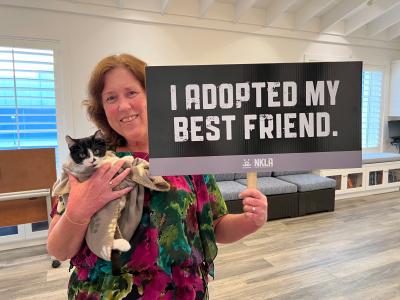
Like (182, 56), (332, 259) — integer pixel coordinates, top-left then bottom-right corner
(102, 66), (148, 147)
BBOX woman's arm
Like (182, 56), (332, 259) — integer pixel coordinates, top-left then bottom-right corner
(47, 213), (90, 261)
(214, 188), (267, 244)
(47, 160), (132, 260)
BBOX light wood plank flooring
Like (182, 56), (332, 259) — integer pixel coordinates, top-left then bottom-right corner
(1, 191), (400, 299)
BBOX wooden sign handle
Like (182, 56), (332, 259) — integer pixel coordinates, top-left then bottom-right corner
(247, 172), (257, 189)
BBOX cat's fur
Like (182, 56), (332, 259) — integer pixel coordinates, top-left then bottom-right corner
(65, 130), (131, 253)
(53, 130), (170, 266)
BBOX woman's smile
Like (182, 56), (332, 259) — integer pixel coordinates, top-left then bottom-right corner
(120, 114), (139, 123)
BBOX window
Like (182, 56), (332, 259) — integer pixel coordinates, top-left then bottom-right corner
(362, 69), (383, 149)
(0, 47), (58, 150)
(0, 225), (18, 236)
(305, 54), (384, 150)
(0, 46), (57, 243)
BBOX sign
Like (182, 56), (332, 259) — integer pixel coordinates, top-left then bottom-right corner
(146, 62), (362, 175)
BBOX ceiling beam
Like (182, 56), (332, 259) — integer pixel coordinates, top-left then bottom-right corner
(367, 3), (400, 36)
(2, 0), (400, 49)
(265, 0), (297, 26)
(320, 0), (368, 32)
(388, 22), (400, 40)
(160, 0), (169, 15)
(295, 0), (336, 27)
(199, 0), (214, 17)
(344, 0), (400, 36)
(234, 0), (257, 22)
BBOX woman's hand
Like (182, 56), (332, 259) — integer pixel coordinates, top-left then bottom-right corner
(66, 159), (133, 222)
(213, 188), (268, 243)
(240, 188), (268, 228)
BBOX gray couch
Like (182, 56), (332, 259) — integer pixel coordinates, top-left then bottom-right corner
(216, 171), (336, 220)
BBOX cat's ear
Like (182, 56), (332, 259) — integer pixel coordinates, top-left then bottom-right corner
(65, 135), (76, 149)
(94, 129), (105, 140)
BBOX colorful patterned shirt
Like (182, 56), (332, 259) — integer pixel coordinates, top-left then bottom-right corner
(51, 151), (228, 300)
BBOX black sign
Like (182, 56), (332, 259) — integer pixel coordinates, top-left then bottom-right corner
(146, 62), (362, 175)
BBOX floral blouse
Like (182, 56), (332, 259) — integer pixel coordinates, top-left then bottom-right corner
(51, 152), (228, 300)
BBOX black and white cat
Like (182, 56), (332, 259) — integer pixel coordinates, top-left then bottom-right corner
(64, 130), (131, 253)
(65, 130), (107, 170)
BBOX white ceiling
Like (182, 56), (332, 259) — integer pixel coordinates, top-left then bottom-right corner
(202, 0), (400, 40)
(2, 0), (400, 43)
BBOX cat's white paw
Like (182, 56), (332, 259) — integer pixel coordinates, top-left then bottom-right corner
(100, 246), (111, 259)
(56, 200), (65, 215)
(112, 239), (131, 252)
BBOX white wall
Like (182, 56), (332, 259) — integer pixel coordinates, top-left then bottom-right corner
(1, 5), (400, 160)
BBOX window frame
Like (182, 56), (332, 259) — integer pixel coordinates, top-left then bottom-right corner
(304, 54), (388, 153)
(0, 38), (69, 245)
(0, 223), (48, 245)
(0, 37), (69, 172)
(362, 64), (387, 153)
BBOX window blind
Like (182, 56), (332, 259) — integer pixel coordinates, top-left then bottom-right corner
(0, 47), (58, 150)
(362, 70), (383, 149)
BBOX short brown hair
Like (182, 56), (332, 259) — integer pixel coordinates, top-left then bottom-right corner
(83, 53), (147, 147)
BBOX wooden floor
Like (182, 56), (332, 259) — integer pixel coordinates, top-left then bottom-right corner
(1, 191), (400, 299)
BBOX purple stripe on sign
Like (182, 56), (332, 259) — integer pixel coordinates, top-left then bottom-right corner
(149, 151), (361, 176)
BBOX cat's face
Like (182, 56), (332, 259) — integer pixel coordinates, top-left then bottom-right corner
(66, 130), (107, 167)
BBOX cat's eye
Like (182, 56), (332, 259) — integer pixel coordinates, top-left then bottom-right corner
(79, 153), (86, 158)
(94, 149), (100, 155)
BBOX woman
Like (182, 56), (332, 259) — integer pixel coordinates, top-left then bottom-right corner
(47, 54), (267, 299)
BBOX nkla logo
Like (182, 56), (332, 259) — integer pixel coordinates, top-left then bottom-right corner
(242, 159), (252, 169)
(254, 157), (274, 168)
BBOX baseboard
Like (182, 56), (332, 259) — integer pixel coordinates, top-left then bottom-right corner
(335, 187), (400, 200)
(0, 236), (47, 251)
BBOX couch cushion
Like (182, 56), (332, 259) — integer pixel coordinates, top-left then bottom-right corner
(276, 173), (336, 192)
(214, 173), (235, 181)
(216, 181), (247, 201)
(362, 152), (400, 164)
(234, 173), (248, 180)
(236, 177), (297, 195)
(234, 172), (272, 180)
(272, 170), (310, 176)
